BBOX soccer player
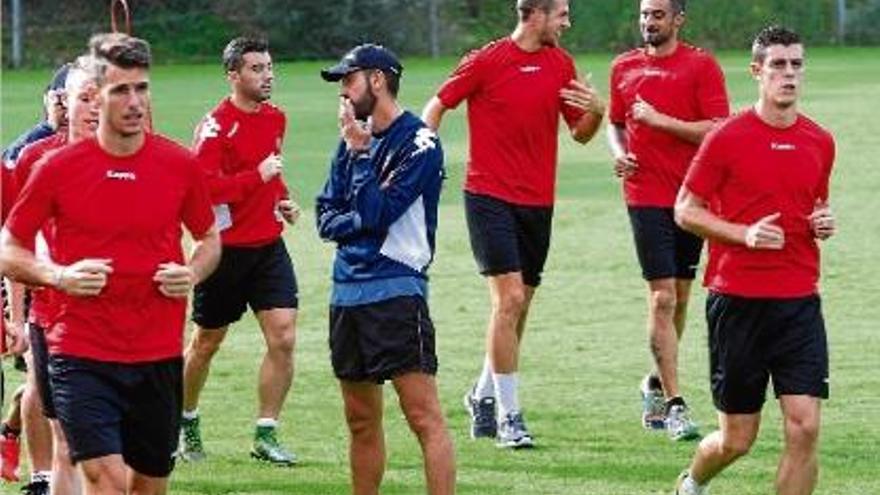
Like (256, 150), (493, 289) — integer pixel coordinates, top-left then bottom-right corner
(421, 0), (604, 448)
(1, 64), (70, 172)
(1, 62), (72, 494)
(0, 34), (220, 495)
(606, 0), (730, 440)
(672, 25), (835, 495)
(317, 43), (455, 495)
(8, 53), (101, 495)
(178, 37), (300, 465)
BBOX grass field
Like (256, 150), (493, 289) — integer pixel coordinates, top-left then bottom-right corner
(2, 46), (879, 494)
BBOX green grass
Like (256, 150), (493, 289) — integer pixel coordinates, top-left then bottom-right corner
(2, 47), (880, 494)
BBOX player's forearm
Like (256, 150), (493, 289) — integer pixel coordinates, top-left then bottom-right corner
(571, 111), (603, 144)
(653, 116), (716, 145)
(675, 194), (747, 246)
(606, 124), (628, 159)
(0, 230), (58, 289)
(421, 97), (447, 131)
(188, 227), (221, 285)
(4, 279), (27, 326)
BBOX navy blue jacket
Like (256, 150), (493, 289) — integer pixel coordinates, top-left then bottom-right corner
(316, 111), (444, 290)
(2, 122), (55, 166)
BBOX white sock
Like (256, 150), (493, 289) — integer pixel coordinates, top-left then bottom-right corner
(682, 472), (707, 495)
(182, 409), (199, 420)
(256, 417), (278, 428)
(493, 373), (520, 419)
(474, 355), (495, 399)
(31, 471), (52, 484)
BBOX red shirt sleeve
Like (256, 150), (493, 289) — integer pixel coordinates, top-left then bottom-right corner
(5, 154), (57, 246)
(684, 127), (728, 200)
(192, 114), (262, 204)
(560, 54), (587, 129)
(817, 133), (836, 201)
(180, 157), (216, 239)
(608, 58), (627, 125)
(696, 55), (730, 120)
(436, 49), (485, 110)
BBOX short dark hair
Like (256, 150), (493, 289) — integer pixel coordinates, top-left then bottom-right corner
(752, 25), (801, 63)
(382, 70), (400, 98)
(223, 37), (269, 72)
(517, 0), (558, 21)
(88, 33), (151, 85)
(669, 0), (686, 14)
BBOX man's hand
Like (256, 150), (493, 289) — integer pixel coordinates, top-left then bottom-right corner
(153, 262), (196, 298)
(55, 258), (113, 296)
(631, 94), (665, 128)
(3, 321), (28, 356)
(278, 199), (301, 225)
(339, 97), (372, 152)
(560, 74), (605, 116)
(614, 152), (639, 178)
(745, 212), (785, 250)
(258, 154), (284, 183)
(809, 200), (836, 240)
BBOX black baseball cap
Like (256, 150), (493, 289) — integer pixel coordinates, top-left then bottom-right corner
(45, 63), (71, 93)
(320, 44), (403, 82)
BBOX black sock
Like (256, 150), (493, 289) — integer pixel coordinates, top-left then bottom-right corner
(665, 396), (686, 414)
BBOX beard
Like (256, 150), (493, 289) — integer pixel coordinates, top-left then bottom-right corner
(351, 84), (377, 121)
(642, 28), (671, 47)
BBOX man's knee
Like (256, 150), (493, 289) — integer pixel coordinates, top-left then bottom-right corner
(784, 413), (820, 449)
(80, 459), (126, 493)
(718, 431), (755, 460)
(649, 286), (677, 316)
(492, 285), (527, 320)
(188, 329), (225, 360)
(266, 325), (296, 356)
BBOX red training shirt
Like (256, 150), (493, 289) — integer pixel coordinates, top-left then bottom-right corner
(6, 134), (215, 363)
(609, 43), (729, 207)
(684, 109), (835, 298)
(12, 134), (69, 329)
(193, 97), (288, 247)
(437, 37), (586, 207)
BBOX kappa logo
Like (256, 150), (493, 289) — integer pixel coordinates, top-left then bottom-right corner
(198, 115), (221, 140)
(520, 65), (541, 73)
(106, 170), (137, 181)
(771, 142), (797, 151)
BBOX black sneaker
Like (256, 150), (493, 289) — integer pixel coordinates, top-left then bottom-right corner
(463, 388), (497, 439)
(21, 480), (50, 495)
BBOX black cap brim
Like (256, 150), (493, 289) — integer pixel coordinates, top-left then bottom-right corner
(320, 64), (358, 82)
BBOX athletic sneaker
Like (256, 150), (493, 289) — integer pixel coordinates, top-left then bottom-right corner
(666, 403), (700, 441)
(674, 471), (709, 495)
(463, 388), (497, 439)
(20, 480), (50, 495)
(640, 373), (666, 430)
(176, 416), (206, 462)
(251, 426), (297, 466)
(496, 411), (534, 449)
(0, 431), (21, 482)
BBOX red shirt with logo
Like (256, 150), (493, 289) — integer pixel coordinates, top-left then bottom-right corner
(437, 38), (586, 207)
(684, 109), (835, 298)
(609, 43), (729, 207)
(11, 134), (68, 329)
(193, 97), (288, 247)
(6, 134), (215, 363)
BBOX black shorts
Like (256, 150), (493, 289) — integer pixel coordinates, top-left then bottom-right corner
(49, 355), (182, 478)
(627, 207), (703, 281)
(28, 324), (56, 419)
(330, 296), (437, 383)
(464, 191), (553, 287)
(192, 238), (298, 329)
(707, 293), (829, 414)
